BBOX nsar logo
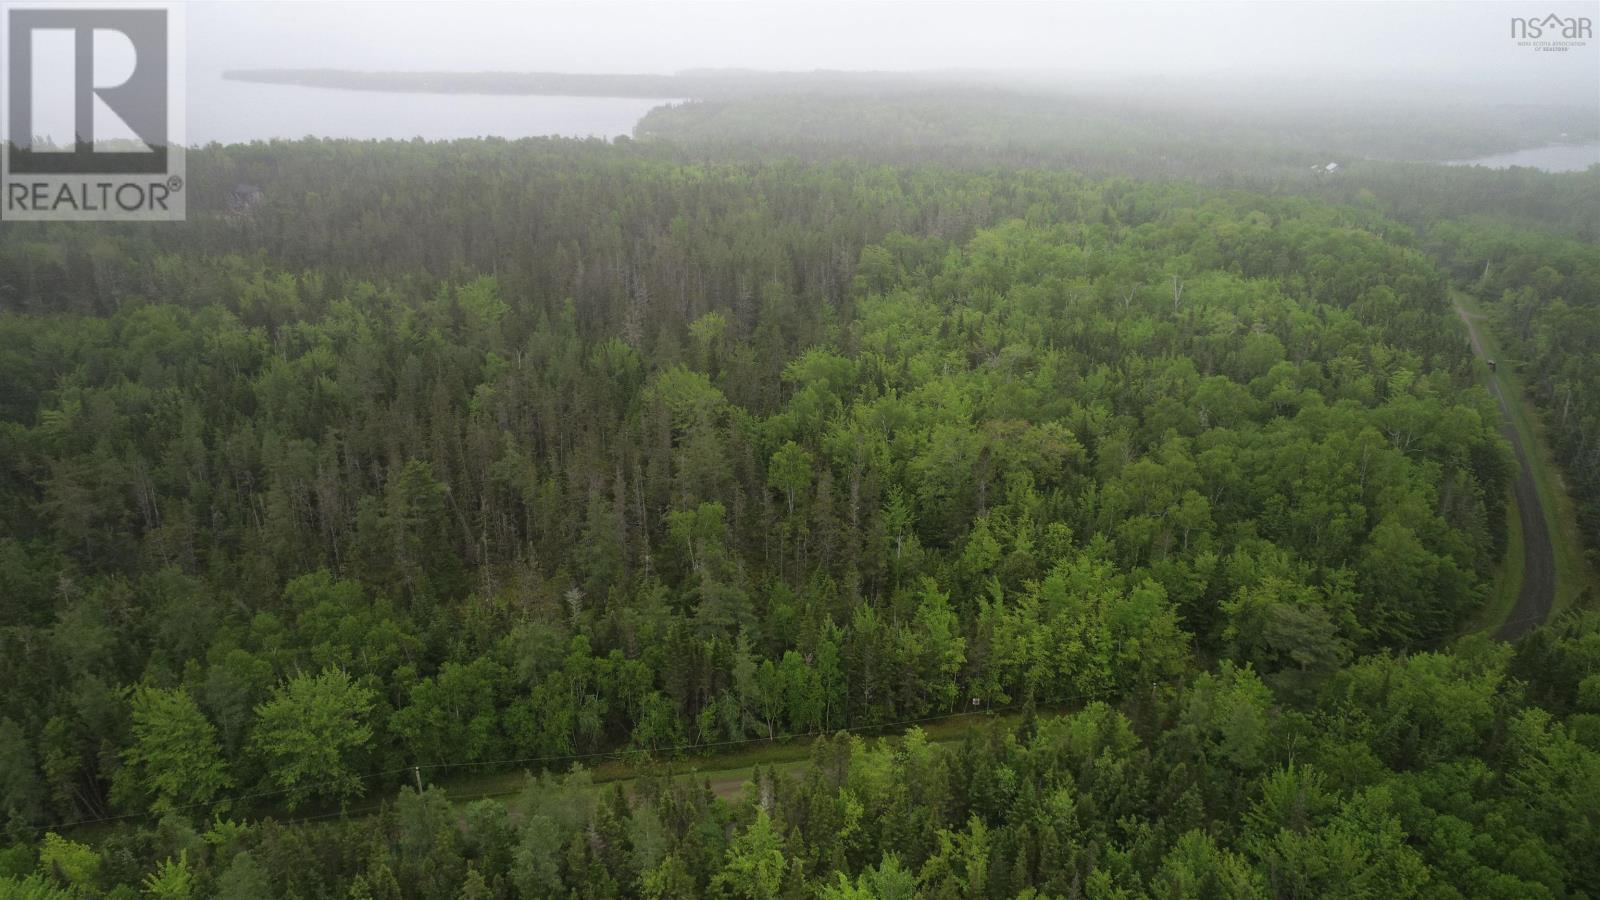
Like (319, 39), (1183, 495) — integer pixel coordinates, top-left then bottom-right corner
(1509, 13), (1593, 52)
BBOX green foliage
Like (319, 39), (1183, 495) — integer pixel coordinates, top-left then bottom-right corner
(35, 834), (95, 892)
(114, 687), (231, 815)
(140, 853), (192, 899)
(767, 441), (813, 517)
(0, 722), (44, 839)
(211, 852), (271, 900)
(390, 658), (506, 765)
(712, 811), (787, 900)
(819, 853), (919, 900)
(249, 669), (376, 808)
(0, 875), (74, 900)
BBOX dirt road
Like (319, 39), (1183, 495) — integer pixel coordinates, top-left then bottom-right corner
(1454, 302), (1555, 639)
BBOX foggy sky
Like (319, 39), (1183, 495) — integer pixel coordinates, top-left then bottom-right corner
(188, 0), (1598, 105)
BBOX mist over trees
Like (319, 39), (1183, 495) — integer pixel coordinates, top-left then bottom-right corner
(1, 51), (1598, 900)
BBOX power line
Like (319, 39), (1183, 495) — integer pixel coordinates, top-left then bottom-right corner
(33, 609), (1568, 839)
(33, 764), (421, 834)
(30, 699), (1048, 837)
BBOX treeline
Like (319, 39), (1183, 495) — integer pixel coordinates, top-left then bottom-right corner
(219, 68), (960, 100)
(1314, 163), (1600, 243)
(634, 87), (1596, 166)
(627, 91), (1600, 241)
(5, 614), (1598, 898)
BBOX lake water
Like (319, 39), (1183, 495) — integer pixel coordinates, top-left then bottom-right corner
(188, 79), (679, 144)
(1441, 142), (1600, 173)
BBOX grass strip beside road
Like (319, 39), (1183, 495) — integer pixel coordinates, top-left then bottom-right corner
(1453, 289), (1596, 627)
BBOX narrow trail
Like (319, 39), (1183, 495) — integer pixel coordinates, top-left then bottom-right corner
(1453, 301), (1556, 639)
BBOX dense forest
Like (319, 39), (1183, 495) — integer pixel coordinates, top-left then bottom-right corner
(1, 92), (1598, 897)
(629, 83), (1599, 166)
(635, 91), (1600, 233)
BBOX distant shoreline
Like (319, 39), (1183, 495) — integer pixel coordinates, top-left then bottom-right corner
(1439, 140), (1600, 173)
(221, 68), (965, 100)
(222, 68), (692, 99)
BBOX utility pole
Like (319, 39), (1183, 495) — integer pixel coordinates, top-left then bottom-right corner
(413, 765), (423, 793)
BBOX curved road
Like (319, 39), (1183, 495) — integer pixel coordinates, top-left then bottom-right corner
(1454, 302), (1555, 639)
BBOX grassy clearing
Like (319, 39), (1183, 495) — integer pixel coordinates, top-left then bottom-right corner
(1453, 289), (1597, 621)
(404, 709), (1023, 810)
(149, 711), (1033, 837)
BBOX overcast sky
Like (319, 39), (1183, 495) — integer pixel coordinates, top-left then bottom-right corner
(184, 0), (1598, 99)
